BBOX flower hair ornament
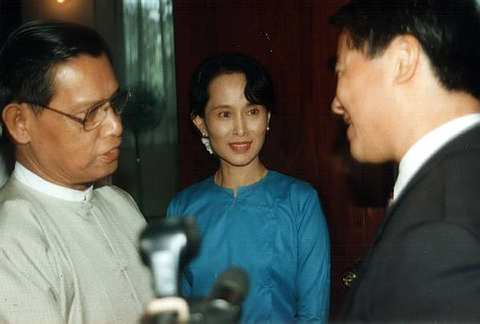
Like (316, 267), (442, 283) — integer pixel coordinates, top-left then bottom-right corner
(201, 133), (213, 154)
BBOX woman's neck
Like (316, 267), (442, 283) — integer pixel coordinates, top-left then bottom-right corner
(214, 160), (267, 193)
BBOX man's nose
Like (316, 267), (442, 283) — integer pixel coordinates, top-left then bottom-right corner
(331, 96), (344, 115)
(104, 107), (123, 137)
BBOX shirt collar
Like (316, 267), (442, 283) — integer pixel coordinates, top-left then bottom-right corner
(12, 162), (93, 202)
(393, 113), (480, 201)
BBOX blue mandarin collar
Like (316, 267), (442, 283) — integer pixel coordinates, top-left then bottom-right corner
(209, 170), (271, 197)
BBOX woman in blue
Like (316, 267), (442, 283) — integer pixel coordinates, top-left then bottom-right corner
(167, 53), (330, 323)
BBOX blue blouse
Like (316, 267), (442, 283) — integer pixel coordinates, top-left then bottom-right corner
(167, 171), (330, 323)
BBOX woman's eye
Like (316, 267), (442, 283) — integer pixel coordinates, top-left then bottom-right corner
(247, 107), (260, 115)
(218, 111), (231, 118)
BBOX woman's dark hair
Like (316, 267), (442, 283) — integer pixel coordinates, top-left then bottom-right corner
(190, 53), (275, 118)
(0, 20), (113, 111)
(330, 0), (480, 100)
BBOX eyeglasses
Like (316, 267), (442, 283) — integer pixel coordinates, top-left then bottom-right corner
(25, 89), (130, 131)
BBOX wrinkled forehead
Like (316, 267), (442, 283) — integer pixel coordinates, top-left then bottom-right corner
(49, 54), (118, 109)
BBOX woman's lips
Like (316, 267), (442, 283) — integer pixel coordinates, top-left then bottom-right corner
(228, 141), (252, 153)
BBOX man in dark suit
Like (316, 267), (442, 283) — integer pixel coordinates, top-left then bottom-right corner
(330, 0), (480, 322)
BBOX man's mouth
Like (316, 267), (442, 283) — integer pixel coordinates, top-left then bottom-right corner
(102, 147), (120, 163)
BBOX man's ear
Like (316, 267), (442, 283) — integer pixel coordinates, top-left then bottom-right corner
(2, 103), (32, 144)
(192, 115), (208, 136)
(389, 35), (421, 84)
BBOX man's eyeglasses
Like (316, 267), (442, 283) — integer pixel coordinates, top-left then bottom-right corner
(25, 89), (130, 131)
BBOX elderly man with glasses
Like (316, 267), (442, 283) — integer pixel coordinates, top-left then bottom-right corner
(0, 21), (153, 324)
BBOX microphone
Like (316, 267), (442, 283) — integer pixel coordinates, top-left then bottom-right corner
(188, 267), (249, 323)
(139, 217), (200, 298)
(139, 218), (249, 324)
(208, 267), (249, 306)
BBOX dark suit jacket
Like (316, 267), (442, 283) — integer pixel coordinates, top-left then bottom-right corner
(339, 124), (480, 322)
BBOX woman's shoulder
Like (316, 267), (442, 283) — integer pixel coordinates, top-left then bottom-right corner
(266, 170), (317, 196)
(264, 171), (325, 221)
(175, 176), (215, 198)
(167, 176), (216, 213)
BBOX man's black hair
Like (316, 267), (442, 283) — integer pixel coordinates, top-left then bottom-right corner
(0, 20), (113, 111)
(330, 0), (480, 99)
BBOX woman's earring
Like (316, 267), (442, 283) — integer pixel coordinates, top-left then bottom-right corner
(201, 133), (213, 154)
(266, 125), (270, 132)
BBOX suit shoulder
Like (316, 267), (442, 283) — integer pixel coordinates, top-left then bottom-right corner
(433, 143), (480, 192)
(395, 142), (480, 233)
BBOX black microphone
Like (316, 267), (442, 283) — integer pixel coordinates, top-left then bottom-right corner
(208, 267), (249, 306)
(139, 217), (200, 324)
(139, 218), (249, 324)
(188, 267), (249, 324)
(139, 217), (200, 298)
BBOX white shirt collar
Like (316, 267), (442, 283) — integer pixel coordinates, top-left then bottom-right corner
(393, 113), (480, 201)
(12, 162), (93, 202)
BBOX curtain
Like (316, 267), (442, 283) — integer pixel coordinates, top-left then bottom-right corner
(96, 0), (178, 219)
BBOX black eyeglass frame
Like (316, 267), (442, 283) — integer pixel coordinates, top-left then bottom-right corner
(24, 89), (130, 131)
